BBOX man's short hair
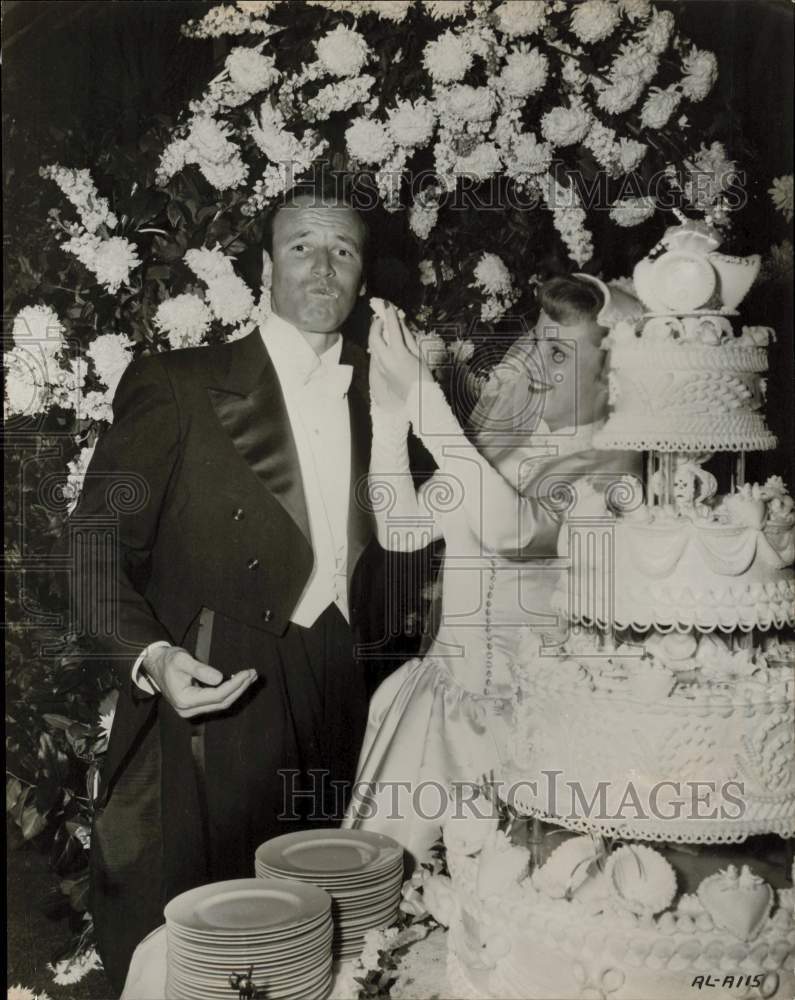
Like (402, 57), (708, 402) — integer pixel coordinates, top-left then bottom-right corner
(538, 275), (606, 327)
(262, 175), (371, 261)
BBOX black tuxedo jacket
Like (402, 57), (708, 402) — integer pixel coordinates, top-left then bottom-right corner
(72, 329), (377, 805)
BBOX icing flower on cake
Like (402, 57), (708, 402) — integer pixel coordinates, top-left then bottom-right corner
(476, 829), (529, 900)
(696, 865), (773, 941)
(532, 835), (606, 902)
(422, 874), (459, 926)
(605, 845), (677, 916)
(442, 794), (499, 856)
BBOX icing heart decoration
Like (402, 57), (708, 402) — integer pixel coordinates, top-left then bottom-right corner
(697, 865), (773, 941)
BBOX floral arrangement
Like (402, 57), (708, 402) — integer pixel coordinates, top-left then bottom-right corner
(1, 0), (785, 986)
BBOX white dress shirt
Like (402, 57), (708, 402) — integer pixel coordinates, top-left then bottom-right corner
(132, 312), (353, 693)
(260, 311), (352, 626)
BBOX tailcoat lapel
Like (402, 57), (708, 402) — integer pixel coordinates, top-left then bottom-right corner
(207, 331), (312, 544)
(342, 337), (373, 583)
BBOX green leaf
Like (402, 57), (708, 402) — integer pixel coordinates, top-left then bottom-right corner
(20, 800), (48, 840)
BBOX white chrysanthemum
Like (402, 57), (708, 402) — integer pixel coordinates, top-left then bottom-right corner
(187, 116), (237, 163)
(612, 43), (658, 85)
(570, 0), (620, 44)
(225, 46), (280, 94)
(540, 105), (591, 147)
(307, 75), (376, 120)
(156, 138), (192, 185)
(48, 947), (102, 987)
(78, 389), (113, 423)
(368, 0), (411, 20)
(683, 141), (737, 211)
(387, 99), (436, 148)
(494, 0), (546, 37)
(561, 57), (587, 94)
(63, 233), (140, 293)
(249, 103), (304, 163)
(583, 121), (617, 167)
(237, 1), (281, 12)
(4, 347), (54, 417)
(12, 304), (65, 353)
(619, 0), (651, 20)
(423, 30), (473, 84)
(409, 201), (439, 240)
(87, 333), (135, 395)
(185, 246), (234, 283)
(641, 8), (674, 55)
(93, 237), (142, 293)
(616, 137), (647, 174)
(40, 165), (117, 233)
(472, 252), (513, 297)
(437, 84), (497, 123)
(8, 987), (37, 1000)
(449, 338), (475, 363)
(455, 141), (501, 181)
(609, 195), (656, 226)
(345, 117), (395, 165)
(681, 47), (718, 102)
(594, 74), (645, 114)
(316, 25), (370, 77)
(639, 85), (681, 129)
(154, 294), (213, 349)
(423, 0), (469, 19)
(205, 275), (256, 327)
(63, 443), (97, 515)
(500, 47), (548, 98)
(769, 175), (794, 222)
(198, 155), (249, 190)
(508, 132), (552, 176)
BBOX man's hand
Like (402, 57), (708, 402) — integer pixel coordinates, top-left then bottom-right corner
(144, 645), (257, 719)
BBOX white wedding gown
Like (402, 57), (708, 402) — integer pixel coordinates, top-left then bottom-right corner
(344, 377), (623, 861)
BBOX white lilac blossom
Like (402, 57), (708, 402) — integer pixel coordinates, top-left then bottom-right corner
(544, 174), (594, 266)
(641, 8), (674, 55)
(63, 443), (98, 515)
(158, 117), (248, 190)
(225, 46), (280, 95)
(683, 141), (737, 211)
(619, 0), (652, 20)
(185, 247), (255, 327)
(500, 47), (549, 99)
(40, 166), (117, 233)
(375, 148), (408, 211)
(493, 0), (547, 37)
(609, 195), (656, 226)
(680, 46), (718, 102)
(583, 121), (647, 176)
(409, 200), (440, 240)
(387, 98), (436, 148)
(183, 4), (278, 38)
(540, 104), (592, 146)
(561, 57), (588, 94)
(306, 75), (376, 120)
(62, 233), (141, 293)
(570, 0), (621, 44)
(315, 25), (371, 77)
(769, 175), (794, 222)
(345, 117), (395, 165)
(154, 294), (214, 348)
(639, 85), (682, 130)
(423, 30), (473, 84)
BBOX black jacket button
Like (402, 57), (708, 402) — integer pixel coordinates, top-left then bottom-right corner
(262, 609), (272, 622)
(247, 558), (260, 570)
(233, 508), (245, 520)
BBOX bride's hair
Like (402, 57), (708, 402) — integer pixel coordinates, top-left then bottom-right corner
(537, 275), (606, 327)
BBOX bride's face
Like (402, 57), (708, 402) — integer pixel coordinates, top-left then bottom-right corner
(527, 310), (607, 429)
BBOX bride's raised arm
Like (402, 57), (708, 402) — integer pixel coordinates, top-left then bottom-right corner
(368, 302), (561, 556)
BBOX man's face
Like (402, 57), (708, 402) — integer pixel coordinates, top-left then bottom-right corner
(270, 197), (365, 335)
(528, 310), (607, 428)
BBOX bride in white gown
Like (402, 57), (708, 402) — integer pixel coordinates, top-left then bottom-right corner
(345, 279), (641, 861)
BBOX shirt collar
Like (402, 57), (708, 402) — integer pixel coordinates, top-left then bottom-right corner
(260, 311), (344, 388)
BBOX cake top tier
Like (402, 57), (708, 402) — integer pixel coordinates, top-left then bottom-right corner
(633, 221), (760, 315)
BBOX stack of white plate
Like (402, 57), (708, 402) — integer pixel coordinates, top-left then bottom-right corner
(255, 830), (404, 960)
(164, 877), (333, 1000)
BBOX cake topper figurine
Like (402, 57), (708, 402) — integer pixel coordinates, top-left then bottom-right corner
(653, 457), (717, 518)
(229, 967), (258, 999)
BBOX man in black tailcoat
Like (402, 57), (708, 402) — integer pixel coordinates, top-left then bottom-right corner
(72, 183), (391, 992)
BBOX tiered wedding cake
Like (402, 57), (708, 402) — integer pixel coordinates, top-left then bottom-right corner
(439, 223), (795, 1000)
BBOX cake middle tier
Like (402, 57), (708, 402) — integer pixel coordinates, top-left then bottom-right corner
(497, 635), (795, 843)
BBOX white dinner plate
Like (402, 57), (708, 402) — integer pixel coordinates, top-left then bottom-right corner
(255, 829), (402, 879)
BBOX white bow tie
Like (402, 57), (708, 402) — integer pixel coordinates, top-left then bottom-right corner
(303, 363), (353, 399)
